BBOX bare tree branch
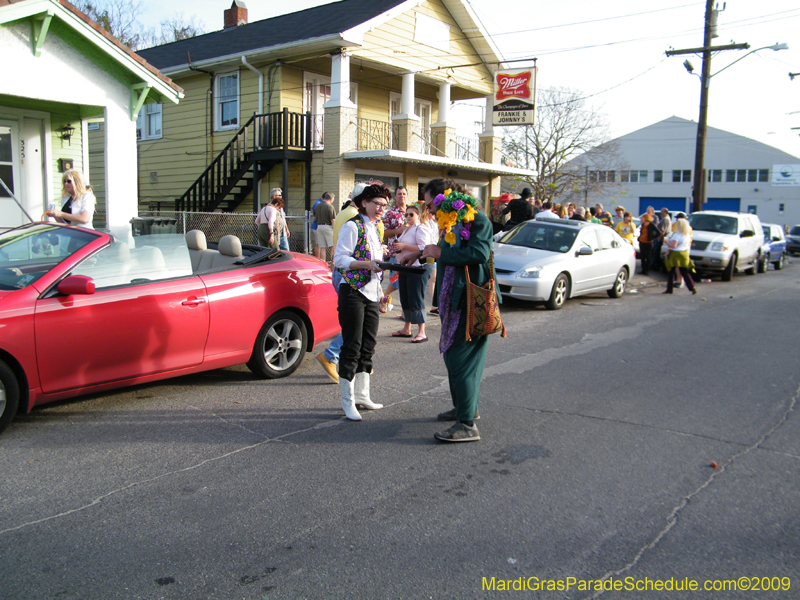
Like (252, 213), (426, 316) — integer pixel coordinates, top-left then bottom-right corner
(501, 87), (627, 206)
(74, 0), (204, 50)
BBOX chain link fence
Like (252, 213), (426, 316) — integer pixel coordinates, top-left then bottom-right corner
(138, 211), (312, 254)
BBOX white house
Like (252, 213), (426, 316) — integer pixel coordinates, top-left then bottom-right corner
(582, 117), (800, 227)
(0, 0), (183, 238)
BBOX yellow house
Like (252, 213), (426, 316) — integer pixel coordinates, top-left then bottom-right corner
(136, 0), (537, 218)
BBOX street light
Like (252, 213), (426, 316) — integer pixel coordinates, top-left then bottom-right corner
(712, 43), (789, 78)
(669, 32), (788, 213)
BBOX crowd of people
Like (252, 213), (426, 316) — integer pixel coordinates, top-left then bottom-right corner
(304, 183), (706, 442)
(308, 179), (491, 442)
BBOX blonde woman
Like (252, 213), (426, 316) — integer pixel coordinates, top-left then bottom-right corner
(47, 170), (95, 229)
(663, 217), (697, 295)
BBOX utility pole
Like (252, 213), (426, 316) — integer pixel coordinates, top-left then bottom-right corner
(665, 1), (748, 213)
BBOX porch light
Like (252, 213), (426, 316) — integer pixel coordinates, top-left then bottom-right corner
(60, 123), (76, 145)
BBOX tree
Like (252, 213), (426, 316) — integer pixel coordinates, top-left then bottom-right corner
(74, 0), (204, 50)
(500, 87), (625, 205)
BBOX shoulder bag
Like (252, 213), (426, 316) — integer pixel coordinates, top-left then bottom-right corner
(464, 251), (507, 341)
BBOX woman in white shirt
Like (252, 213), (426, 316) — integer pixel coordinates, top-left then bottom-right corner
(254, 197), (282, 249)
(333, 183), (389, 421)
(392, 205), (435, 342)
(47, 170), (95, 229)
(663, 217), (697, 295)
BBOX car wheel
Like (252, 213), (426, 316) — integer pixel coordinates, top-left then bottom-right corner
(607, 268), (628, 298)
(722, 253), (737, 282)
(545, 273), (569, 310)
(246, 310), (308, 379)
(0, 359), (20, 435)
(757, 253), (769, 273)
(746, 253), (762, 275)
(774, 254), (784, 270)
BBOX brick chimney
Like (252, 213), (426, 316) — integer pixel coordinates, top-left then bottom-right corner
(224, 0), (248, 29)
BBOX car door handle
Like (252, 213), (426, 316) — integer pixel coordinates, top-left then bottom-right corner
(181, 297), (207, 307)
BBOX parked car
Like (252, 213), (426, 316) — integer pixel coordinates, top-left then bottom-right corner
(662, 211), (764, 281)
(786, 225), (800, 256)
(759, 224), (786, 272)
(0, 223), (340, 434)
(493, 220), (636, 310)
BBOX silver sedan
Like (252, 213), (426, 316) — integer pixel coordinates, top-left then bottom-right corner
(493, 219), (636, 309)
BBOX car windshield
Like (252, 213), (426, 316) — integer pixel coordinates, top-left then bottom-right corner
(0, 223), (97, 291)
(790, 226), (800, 236)
(688, 214), (738, 234)
(497, 222), (578, 253)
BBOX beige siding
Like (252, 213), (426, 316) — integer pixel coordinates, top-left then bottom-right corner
(87, 122), (106, 227)
(279, 66), (304, 113)
(354, 0), (494, 97)
(137, 74), (213, 210)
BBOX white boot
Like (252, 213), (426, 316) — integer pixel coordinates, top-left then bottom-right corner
(340, 377), (361, 421)
(354, 372), (383, 410)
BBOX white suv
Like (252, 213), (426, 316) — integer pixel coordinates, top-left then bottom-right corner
(683, 211), (765, 281)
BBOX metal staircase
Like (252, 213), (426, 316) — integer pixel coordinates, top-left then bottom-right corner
(176, 109), (312, 212)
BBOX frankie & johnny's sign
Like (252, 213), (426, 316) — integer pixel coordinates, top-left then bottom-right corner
(493, 68), (537, 126)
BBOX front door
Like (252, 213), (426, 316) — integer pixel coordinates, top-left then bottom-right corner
(0, 120), (23, 228)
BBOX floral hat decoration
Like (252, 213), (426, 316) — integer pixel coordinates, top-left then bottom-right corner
(433, 188), (479, 246)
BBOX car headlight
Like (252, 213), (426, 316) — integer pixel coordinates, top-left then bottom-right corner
(516, 266), (543, 278)
(710, 242), (727, 252)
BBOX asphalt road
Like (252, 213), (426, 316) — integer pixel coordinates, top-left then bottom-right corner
(1, 263), (798, 600)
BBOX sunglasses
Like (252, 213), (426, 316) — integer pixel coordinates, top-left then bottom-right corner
(405, 212), (417, 217)
(64, 179), (73, 184)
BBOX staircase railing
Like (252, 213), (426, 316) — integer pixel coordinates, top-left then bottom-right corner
(176, 109), (312, 212)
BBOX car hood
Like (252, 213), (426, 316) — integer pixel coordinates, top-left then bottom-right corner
(493, 243), (567, 272)
(690, 230), (740, 245)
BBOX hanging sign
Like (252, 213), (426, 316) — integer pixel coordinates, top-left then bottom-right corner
(492, 68), (536, 126)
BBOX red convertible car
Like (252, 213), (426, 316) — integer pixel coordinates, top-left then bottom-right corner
(0, 223), (340, 434)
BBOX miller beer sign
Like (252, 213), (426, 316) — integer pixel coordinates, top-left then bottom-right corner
(493, 68), (536, 126)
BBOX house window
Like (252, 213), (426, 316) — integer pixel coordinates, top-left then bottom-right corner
(747, 169), (758, 182)
(673, 170), (691, 183)
(779, 203), (785, 214)
(589, 170), (615, 183)
(414, 12), (451, 53)
(726, 169), (736, 182)
(303, 72), (358, 149)
(759, 169), (768, 182)
(654, 170), (663, 182)
(620, 170), (629, 183)
(708, 169), (722, 182)
(736, 169), (746, 182)
(216, 72), (239, 130)
(136, 103), (162, 140)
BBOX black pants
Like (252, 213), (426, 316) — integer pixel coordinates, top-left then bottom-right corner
(639, 242), (652, 275)
(337, 285), (379, 382)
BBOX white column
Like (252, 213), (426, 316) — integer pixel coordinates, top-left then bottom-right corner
(433, 81), (450, 127)
(482, 95), (494, 136)
(394, 72), (419, 121)
(103, 102), (138, 242)
(324, 52), (356, 109)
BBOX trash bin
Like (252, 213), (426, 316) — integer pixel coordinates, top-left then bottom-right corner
(131, 217), (178, 236)
(130, 216), (155, 236)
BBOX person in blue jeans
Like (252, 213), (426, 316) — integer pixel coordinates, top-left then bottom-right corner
(315, 269), (344, 383)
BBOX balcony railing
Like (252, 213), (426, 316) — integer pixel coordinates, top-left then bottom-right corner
(312, 115), (481, 162)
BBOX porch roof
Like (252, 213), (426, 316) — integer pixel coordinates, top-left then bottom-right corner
(0, 0), (183, 104)
(342, 149), (538, 179)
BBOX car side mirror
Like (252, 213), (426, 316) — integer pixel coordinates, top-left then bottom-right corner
(577, 246), (593, 256)
(773, 236), (781, 242)
(740, 230), (754, 238)
(57, 275), (96, 296)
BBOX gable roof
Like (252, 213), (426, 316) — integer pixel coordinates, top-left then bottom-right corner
(138, 0), (504, 79)
(0, 0), (183, 103)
